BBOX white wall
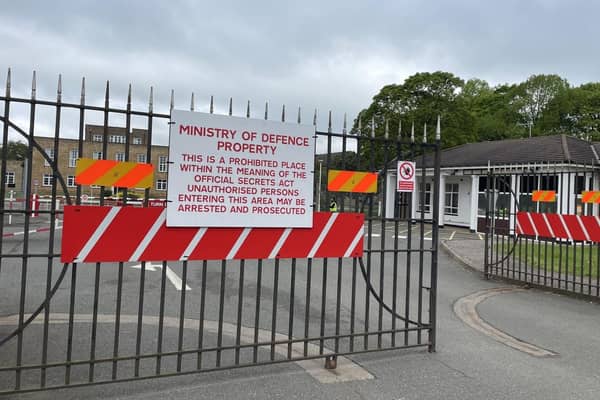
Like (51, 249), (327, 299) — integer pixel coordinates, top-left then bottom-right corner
(443, 176), (472, 227)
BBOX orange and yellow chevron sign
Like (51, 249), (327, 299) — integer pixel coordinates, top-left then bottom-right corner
(581, 191), (600, 204)
(327, 170), (378, 193)
(532, 190), (556, 202)
(75, 158), (154, 189)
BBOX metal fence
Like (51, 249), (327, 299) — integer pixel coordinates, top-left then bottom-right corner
(484, 163), (600, 298)
(0, 71), (441, 394)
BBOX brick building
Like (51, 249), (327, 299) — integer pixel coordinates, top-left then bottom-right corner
(29, 124), (169, 199)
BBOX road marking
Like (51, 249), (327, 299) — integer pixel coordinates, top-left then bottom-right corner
(130, 262), (191, 291)
(424, 230), (432, 237)
(448, 231), (456, 241)
(453, 288), (558, 357)
(0, 313), (373, 384)
(477, 233), (484, 240)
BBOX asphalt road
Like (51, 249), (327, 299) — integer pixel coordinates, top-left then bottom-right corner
(1, 219), (599, 399)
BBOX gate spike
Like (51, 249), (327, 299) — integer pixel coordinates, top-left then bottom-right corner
(127, 83), (132, 107)
(436, 115), (441, 141)
(148, 86), (154, 113)
(384, 118), (389, 139)
(281, 104), (285, 122)
(5, 68), (11, 97)
(264, 101), (268, 120)
(57, 74), (62, 102)
(313, 109), (317, 126)
(229, 97), (233, 116)
(371, 116), (375, 138)
(32, 71), (37, 100)
(411, 122), (415, 143)
(104, 80), (110, 106)
(170, 89), (174, 112)
(209, 95), (214, 114)
(246, 100), (250, 118)
(343, 113), (347, 135)
(398, 120), (402, 139)
(327, 110), (332, 133)
(423, 122), (427, 143)
(190, 92), (195, 111)
(297, 106), (301, 124)
(79, 77), (85, 105)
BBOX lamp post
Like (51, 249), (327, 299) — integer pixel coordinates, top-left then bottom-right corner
(317, 159), (323, 211)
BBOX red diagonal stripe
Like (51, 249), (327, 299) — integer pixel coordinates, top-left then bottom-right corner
(562, 215), (586, 241)
(516, 212), (535, 236)
(582, 216), (600, 242)
(234, 228), (286, 259)
(278, 213), (330, 258)
(141, 225), (199, 261)
(530, 213), (552, 239)
(188, 228), (244, 260)
(314, 213), (364, 258)
(85, 207), (162, 262)
(61, 206), (112, 262)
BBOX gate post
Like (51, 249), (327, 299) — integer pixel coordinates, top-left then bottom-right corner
(483, 168), (491, 279)
(428, 117), (442, 353)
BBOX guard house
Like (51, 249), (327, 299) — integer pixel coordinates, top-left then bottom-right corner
(384, 134), (600, 231)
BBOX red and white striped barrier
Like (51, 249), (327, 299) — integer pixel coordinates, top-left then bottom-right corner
(2, 225), (62, 238)
(516, 211), (600, 243)
(61, 206), (364, 263)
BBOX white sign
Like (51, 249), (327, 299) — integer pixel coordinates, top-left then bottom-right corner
(397, 161), (415, 192)
(167, 110), (315, 228)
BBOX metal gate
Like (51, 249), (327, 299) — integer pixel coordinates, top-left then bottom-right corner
(0, 71), (441, 394)
(484, 163), (600, 298)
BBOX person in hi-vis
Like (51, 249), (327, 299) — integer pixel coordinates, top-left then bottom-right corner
(329, 198), (338, 212)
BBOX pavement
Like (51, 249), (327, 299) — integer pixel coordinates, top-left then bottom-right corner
(2, 223), (600, 399)
(441, 237), (486, 274)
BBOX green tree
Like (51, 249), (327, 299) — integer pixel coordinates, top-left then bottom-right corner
(354, 71), (475, 167)
(541, 83), (600, 140)
(0, 140), (28, 160)
(515, 74), (569, 135)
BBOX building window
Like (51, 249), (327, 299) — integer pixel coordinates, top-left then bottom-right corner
(69, 149), (78, 168)
(5, 171), (15, 187)
(92, 151), (103, 160)
(92, 134), (103, 142)
(444, 183), (459, 216)
(42, 174), (54, 186)
(44, 148), (54, 166)
(136, 153), (146, 163)
(115, 152), (125, 162)
(417, 182), (431, 213)
(109, 135), (126, 144)
(133, 137), (142, 145)
(67, 175), (76, 187)
(158, 156), (168, 173)
(156, 179), (167, 191)
(478, 175), (513, 217)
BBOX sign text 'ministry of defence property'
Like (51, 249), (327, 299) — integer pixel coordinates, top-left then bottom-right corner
(167, 110), (315, 228)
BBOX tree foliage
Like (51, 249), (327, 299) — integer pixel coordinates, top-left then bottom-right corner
(0, 140), (28, 160)
(355, 71), (600, 169)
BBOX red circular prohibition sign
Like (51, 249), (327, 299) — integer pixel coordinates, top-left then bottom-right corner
(399, 162), (414, 180)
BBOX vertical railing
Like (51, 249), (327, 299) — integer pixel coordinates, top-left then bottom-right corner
(0, 74), (440, 394)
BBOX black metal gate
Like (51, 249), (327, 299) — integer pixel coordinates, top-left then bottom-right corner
(0, 71), (441, 394)
(484, 164), (600, 298)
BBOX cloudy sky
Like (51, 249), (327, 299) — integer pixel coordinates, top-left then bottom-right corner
(1, 0), (599, 146)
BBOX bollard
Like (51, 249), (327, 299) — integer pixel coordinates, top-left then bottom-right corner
(324, 355), (337, 370)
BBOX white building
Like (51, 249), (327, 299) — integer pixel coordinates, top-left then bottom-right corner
(385, 134), (600, 232)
